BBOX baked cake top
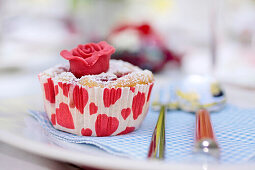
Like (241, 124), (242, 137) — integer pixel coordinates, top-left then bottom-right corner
(39, 59), (153, 88)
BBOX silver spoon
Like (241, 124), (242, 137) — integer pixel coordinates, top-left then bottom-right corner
(176, 75), (226, 158)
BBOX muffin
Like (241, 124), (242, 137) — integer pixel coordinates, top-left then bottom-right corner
(38, 41), (154, 136)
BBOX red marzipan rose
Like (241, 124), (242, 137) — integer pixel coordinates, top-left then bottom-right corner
(60, 41), (115, 78)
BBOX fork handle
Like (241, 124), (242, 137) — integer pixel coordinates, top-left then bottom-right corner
(148, 105), (166, 159)
(196, 109), (215, 141)
(195, 109), (219, 158)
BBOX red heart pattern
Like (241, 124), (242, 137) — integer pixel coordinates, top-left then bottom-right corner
(132, 92), (146, 120)
(58, 82), (71, 97)
(117, 127), (135, 135)
(41, 73), (152, 136)
(69, 97), (75, 108)
(54, 85), (59, 96)
(147, 84), (154, 101)
(89, 102), (98, 115)
(95, 114), (119, 136)
(51, 113), (56, 125)
(73, 85), (89, 114)
(81, 128), (92, 136)
(130, 87), (135, 93)
(44, 78), (55, 103)
(56, 102), (74, 129)
(103, 88), (122, 107)
(121, 108), (131, 120)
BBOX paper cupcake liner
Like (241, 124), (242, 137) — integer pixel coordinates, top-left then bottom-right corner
(38, 74), (154, 136)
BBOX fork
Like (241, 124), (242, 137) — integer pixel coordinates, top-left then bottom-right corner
(147, 86), (178, 159)
(147, 104), (166, 159)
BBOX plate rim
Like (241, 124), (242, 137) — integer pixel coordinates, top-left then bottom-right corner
(0, 130), (254, 170)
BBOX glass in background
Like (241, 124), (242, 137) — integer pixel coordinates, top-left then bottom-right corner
(0, 0), (80, 73)
(215, 0), (255, 88)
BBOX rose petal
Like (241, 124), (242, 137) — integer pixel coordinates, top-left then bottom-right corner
(62, 41), (115, 77)
(79, 44), (93, 54)
(91, 43), (101, 51)
(84, 52), (100, 66)
(70, 57), (89, 65)
(72, 48), (80, 56)
(77, 48), (92, 58)
(98, 41), (107, 49)
(78, 45), (93, 56)
(84, 44), (94, 53)
(60, 50), (77, 60)
(78, 44), (84, 49)
(99, 41), (115, 55)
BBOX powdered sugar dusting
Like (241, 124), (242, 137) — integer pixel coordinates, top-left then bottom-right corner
(39, 60), (153, 87)
(113, 70), (153, 87)
(54, 72), (76, 84)
(38, 64), (69, 78)
(108, 59), (141, 73)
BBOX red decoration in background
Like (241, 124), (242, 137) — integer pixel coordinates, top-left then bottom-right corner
(73, 86), (89, 114)
(108, 23), (181, 73)
(81, 128), (92, 136)
(89, 102), (98, 115)
(44, 78), (55, 103)
(137, 24), (152, 35)
(95, 114), (119, 137)
(117, 127), (135, 135)
(103, 88), (122, 107)
(56, 103), (74, 129)
(121, 108), (131, 120)
(58, 82), (71, 97)
(60, 41), (115, 78)
(132, 92), (146, 120)
(111, 23), (156, 40)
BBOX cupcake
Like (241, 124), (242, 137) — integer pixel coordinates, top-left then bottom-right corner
(38, 41), (154, 136)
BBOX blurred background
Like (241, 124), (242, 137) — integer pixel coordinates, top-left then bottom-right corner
(0, 0), (254, 104)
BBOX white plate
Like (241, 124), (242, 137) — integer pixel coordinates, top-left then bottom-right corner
(0, 95), (254, 170)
